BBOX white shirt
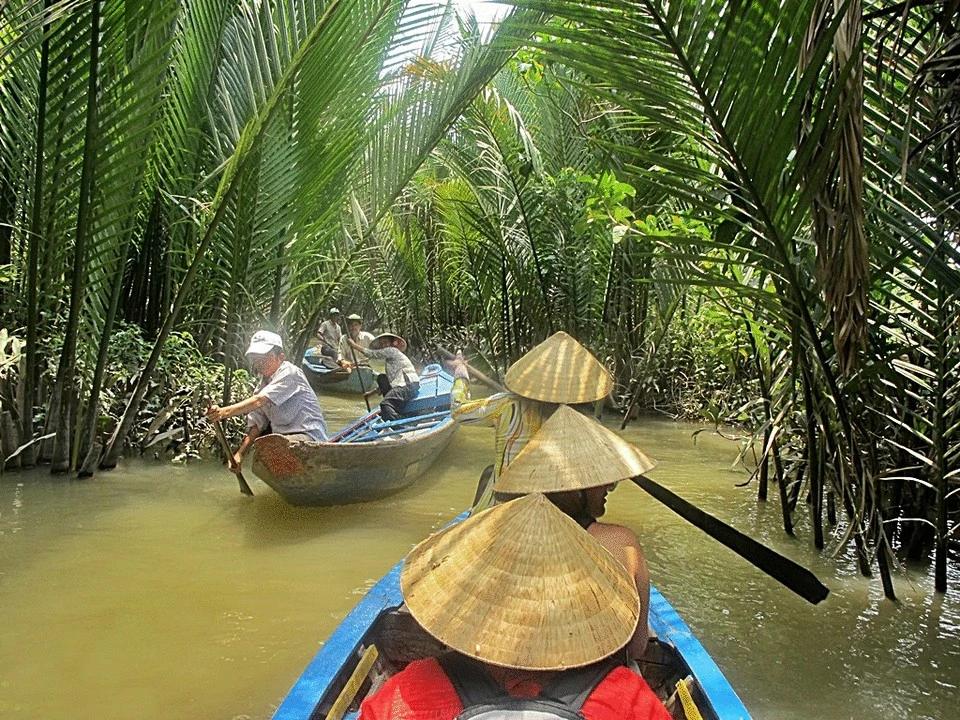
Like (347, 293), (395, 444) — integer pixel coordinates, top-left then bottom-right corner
(337, 330), (375, 362)
(316, 319), (342, 352)
(247, 361), (329, 440)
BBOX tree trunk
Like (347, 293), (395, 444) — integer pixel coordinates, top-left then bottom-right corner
(23, 0), (54, 468)
(50, 0), (102, 473)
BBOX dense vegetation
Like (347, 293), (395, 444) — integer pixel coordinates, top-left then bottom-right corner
(1, 0), (957, 597)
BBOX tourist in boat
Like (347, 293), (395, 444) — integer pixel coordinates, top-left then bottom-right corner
(336, 313), (375, 368)
(494, 404), (658, 660)
(315, 307), (343, 360)
(358, 493), (673, 720)
(205, 330), (329, 471)
(347, 332), (419, 422)
(448, 331), (612, 508)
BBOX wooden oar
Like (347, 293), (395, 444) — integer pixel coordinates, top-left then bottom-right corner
(205, 400), (253, 496)
(349, 344), (371, 412)
(631, 474), (829, 604)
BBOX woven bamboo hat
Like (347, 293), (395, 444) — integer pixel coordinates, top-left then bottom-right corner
(400, 493), (639, 670)
(494, 405), (657, 494)
(369, 332), (406, 352)
(504, 331), (613, 403)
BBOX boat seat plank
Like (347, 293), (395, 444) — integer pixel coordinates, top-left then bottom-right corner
(324, 644), (380, 720)
(339, 411), (448, 443)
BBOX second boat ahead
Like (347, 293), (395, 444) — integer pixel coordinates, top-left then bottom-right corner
(251, 364), (457, 506)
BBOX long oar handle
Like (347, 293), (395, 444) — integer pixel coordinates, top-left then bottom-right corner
(436, 347), (508, 394)
(205, 400), (253, 496)
(631, 474), (829, 604)
(349, 344), (371, 412)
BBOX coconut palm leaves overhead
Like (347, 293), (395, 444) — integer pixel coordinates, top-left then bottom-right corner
(508, 0), (959, 592)
(0, 0), (540, 471)
(1, 0), (957, 593)
(346, 0), (958, 593)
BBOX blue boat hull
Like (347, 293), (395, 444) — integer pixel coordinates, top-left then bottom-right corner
(271, 528), (753, 719)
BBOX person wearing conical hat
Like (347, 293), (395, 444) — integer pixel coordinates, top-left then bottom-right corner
(358, 494), (673, 720)
(348, 332), (419, 421)
(449, 331), (613, 510)
(336, 313), (375, 368)
(494, 404), (658, 659)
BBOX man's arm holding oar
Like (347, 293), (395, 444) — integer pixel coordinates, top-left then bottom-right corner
(205, 398), (254, 496)
(436, 346), (508, 393)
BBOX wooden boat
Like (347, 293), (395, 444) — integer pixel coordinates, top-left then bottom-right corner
(302, 346), (376, 394)
(251, 365), (457, 506)
(270, 542), (753, 720)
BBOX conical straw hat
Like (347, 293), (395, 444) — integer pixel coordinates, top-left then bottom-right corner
(369, 332), (406, 352)
(400, 493), (639, 670)
(504, 331), (613, 403)
(494, 405), (657, 494)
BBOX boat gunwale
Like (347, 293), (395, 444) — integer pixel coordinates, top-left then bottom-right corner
(270, 517), (752, 720)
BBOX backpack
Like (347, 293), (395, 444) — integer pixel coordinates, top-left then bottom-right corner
(437, 653), (620, 720)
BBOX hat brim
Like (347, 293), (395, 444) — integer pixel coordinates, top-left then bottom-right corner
(493, 405), (657, 494)
(401, 494), (639, 670)
(370, 334), (406, 352)
(245, 342), (279, 356)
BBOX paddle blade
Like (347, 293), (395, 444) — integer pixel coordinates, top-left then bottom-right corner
(236, 471), (254, 496)
(632, 475), (829, 605)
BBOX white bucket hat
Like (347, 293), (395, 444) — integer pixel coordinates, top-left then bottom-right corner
(245, 330), (283, 355)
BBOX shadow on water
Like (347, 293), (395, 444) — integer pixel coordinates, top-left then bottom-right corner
(237, 493), (411, 548)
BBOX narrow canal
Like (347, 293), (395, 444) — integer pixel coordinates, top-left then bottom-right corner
(1, 394), (957, 719)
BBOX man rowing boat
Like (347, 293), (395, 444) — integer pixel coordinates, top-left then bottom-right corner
(205, 331), (328, 471)
(348, 332), (419, 422)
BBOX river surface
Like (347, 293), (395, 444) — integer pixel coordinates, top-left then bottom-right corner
(1, 394), (957, 720)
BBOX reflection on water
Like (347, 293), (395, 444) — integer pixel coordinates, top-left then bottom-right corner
(1, 397), (957, 720)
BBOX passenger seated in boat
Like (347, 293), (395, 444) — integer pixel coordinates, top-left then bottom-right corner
(494, 404), (657, 660)
(448, 331), (612, 510)
(316, 307), (343, 360)
(336, 313), (375, 368)
(205, 330), (329, 471)
(348, 332), (419, 422)
(358, 494), (672, 720)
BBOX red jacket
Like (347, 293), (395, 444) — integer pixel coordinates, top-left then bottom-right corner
(358, 657), (674, 720)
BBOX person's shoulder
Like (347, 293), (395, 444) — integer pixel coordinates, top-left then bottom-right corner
(274, 361), (307, 381)
(394, 656), (448, 683)
(588, 521), (642, 548)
